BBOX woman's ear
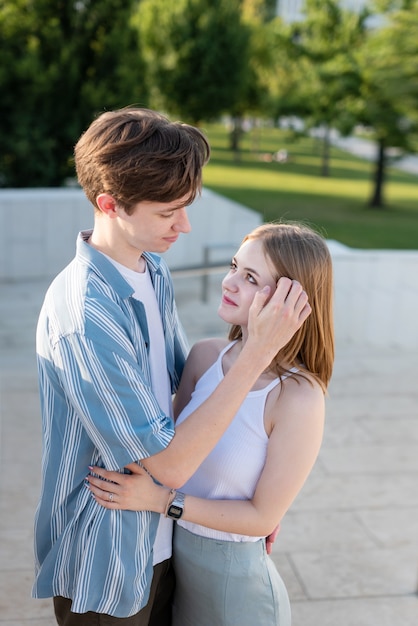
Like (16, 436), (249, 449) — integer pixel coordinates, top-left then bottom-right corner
(96, 193), (118, 217)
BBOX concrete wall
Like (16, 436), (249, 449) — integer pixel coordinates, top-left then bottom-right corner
(0, 188), (260, 280)
(331, 244), (418, 350)
(1, 188), (417, 350)
(0, 189), (93, 281)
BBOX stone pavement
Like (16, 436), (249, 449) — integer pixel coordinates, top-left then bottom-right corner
(0, 275), (417, 626)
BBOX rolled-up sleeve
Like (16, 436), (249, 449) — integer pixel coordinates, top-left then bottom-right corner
(54, 330), (175, 470)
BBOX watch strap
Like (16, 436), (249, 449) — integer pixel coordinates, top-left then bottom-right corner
(165, 490), (186, 519)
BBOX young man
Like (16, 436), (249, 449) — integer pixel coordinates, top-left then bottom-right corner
(33, 107), (311, 626)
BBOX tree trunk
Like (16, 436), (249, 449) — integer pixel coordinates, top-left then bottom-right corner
(369, 139), (386, 208)
(321, 124), (330, 177)
(230, 116), (242, 162)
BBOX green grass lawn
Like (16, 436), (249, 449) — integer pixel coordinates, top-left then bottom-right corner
(201, 124), (418, 249)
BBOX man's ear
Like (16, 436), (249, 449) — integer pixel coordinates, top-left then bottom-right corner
(96, 193), (118, 217)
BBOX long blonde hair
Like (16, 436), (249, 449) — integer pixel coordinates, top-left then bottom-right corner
(228, 222), (335, 391)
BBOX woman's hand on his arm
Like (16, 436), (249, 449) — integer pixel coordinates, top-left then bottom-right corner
(86, 463), (168, 512)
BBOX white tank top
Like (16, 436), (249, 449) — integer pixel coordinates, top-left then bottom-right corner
(177, 341), (296, 542)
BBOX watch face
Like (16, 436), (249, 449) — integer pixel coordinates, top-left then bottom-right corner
(168, 504), (183, 519)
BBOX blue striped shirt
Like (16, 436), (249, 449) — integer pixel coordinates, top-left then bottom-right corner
(33, 231), (188, 617)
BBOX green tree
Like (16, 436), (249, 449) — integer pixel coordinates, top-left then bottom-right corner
(353, 0), (418, 207)
(257, 19), (312, 123)
(232, 0), (279, 152)
(134, 0), (251, 128)
(265, 0), (418, 208)
(0, 0), (145, 187)
(267, 0), (368, 176)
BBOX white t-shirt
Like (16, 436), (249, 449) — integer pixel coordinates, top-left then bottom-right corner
(106, 255), (173, 565)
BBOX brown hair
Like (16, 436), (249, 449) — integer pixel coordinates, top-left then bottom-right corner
(74, 107), (210, 214)
(229, 222), (335, 391)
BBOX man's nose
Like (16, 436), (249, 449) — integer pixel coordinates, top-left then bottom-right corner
(173, 208), (191, 233)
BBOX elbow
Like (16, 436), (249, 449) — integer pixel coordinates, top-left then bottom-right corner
(254, 513), (282, 538)
(239, 520), (277, 537)
(260, 523), (277, 537)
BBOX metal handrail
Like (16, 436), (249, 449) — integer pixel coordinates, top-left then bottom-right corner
(170, 243), (236, 302)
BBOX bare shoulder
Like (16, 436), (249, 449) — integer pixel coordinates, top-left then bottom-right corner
(265, 373), (325, 434)
(282, 373), (325, 408)
(186, 337), (229, 381)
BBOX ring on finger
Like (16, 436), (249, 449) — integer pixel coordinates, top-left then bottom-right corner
(109, 492), (114, 502)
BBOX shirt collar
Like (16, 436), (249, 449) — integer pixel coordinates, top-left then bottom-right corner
(76, 230), (163, 299)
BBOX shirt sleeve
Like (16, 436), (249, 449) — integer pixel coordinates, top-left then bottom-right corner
(51, 325), (175, 472)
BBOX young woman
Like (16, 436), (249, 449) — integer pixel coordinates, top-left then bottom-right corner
(87, 222), (334, 626)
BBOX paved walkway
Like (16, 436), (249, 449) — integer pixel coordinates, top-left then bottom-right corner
(1, 275), (417, 625)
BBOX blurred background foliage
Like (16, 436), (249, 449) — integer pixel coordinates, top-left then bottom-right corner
(1, 0), (418, 235)
(202, 123), (418, 249)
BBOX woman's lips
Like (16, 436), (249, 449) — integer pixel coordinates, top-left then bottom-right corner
(222, 295), (237, 306)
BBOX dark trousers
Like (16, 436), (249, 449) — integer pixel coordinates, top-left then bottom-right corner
(53, 558), (174, 626)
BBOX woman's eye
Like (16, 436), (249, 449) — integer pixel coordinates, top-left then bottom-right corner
(230, 261), (237, 270)
(247, 274), (257, 284)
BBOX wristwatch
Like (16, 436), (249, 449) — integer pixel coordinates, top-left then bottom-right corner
(166, 491), (186, 520)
